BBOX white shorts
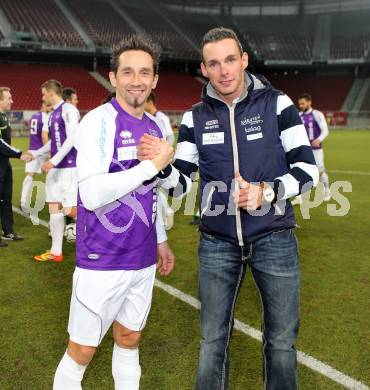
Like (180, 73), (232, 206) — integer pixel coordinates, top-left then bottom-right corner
(313, 149), (325, 172)
(68, 264), (156, 347)
(25, 154), (48, 174)
(45, 167), (77, 207)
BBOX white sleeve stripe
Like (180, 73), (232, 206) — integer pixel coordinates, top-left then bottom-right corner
(174, 141), (199, 165)
(158, 168), (180, 190)
(276, 94), (294, 115)
(181, 111), (194, 128)
(275, 173), (300, 199)
(280, 124), (310, 153)
(291, 161), (319, 185)
(276, 163), (319, 199)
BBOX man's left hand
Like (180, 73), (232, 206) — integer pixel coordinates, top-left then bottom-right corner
(233, 172), (263, 211)
(42, 160), (54, 173)
(137, 134), (161, 161)
(157, 241), (176, 276)
(311, 138), (321, 148)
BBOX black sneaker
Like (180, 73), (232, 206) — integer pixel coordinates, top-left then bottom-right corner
(0, 240), (8, 247)
(2, 233), (24, 241)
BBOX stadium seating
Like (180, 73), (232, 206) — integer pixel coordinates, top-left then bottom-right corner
(165, 11), (221, 58)
(0, 63), (108, 111)
(65, 0), (133, 48)
(330, 35), (370, 60)
(1, 1), (369, 65)
(234, 15), (315, 62)
(244, 31), (312, 62)
(123, 6), (197, 59)
(268, 74), (353, 111)
(1, 0), (85, 47)
(155, 72), (203, 111)
(330, 13), (370, 60)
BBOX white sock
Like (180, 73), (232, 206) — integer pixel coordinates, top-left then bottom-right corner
(50, 213), (65, 255)
(53, 351), (87, 390)
(21, 176), (33, 209)
(112, 344), (141, 390)
(320, 172), (330, 192)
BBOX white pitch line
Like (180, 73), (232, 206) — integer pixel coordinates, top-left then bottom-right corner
(13, 207), (369, 390)
(155, 280), (368, 390)
(328, 169), (370, 176)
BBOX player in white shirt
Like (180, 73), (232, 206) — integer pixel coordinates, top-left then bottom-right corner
(145, 92), (175, 229)
(53, 35), (178, 390)
(20, 101), (51, 211)
(293, 93), (330, 204)
(63, 87), (79, 108)
(30, 80), (80, 262)
(62, 87), (80, 239)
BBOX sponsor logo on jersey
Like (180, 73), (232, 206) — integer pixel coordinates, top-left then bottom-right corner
(120, 130), (132, 139)
(120, 130), (136, 145)
(88, 253), (99, 260)
(148, 128), (159, 137)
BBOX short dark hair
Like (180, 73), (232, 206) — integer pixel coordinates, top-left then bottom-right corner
(299, 93), (312, 101)
(146, 91), (156, 105)
(41, 80), (63, 97)
(201, 27), (243, 60)
(110, 35), (161, 75)
(63, 87), (77, 101)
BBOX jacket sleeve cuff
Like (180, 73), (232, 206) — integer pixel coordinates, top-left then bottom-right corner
(273, 179), (284, 203)
(157, 164), (172, 179)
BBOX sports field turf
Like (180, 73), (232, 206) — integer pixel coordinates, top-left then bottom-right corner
(0, 130), (369, 389)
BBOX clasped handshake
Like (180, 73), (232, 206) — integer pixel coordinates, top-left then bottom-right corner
(137, 134), (265, 211)
(20, 151), (33, 163)
(19, 152), (54, 173)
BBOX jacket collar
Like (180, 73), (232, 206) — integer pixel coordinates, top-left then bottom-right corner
(202, 71), (270, 107)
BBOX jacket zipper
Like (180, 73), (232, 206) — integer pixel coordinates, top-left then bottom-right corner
(228, 104), (244, 246)
(201, 186), (215, 217)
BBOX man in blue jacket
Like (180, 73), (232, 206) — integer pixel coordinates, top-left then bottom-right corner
(0, 87), (32, 247)
(138, 27), (319, 390)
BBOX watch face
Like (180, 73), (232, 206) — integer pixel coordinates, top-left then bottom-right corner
(264, 188), (275, 202)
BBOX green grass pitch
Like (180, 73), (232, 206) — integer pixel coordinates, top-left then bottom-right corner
(0, 130), (369, 389)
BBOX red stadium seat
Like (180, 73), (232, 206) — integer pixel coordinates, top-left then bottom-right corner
(0, 63), (108, 111)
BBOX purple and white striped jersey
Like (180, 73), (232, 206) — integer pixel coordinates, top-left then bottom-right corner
(28, 111), (48, 151)
(75, 98), (164, 271)
(49, 101), (79, 168)
(299, 109), (328, 150)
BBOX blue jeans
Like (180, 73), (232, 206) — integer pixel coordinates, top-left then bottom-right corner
(196, 229), (300, 390)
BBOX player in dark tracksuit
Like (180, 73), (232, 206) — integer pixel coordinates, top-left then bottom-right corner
(0, 87), (30, 246)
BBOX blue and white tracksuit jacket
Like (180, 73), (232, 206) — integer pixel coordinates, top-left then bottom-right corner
(161, 72), (319, 246)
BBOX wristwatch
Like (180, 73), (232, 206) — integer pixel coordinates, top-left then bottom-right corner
(262, 183), (275, 203)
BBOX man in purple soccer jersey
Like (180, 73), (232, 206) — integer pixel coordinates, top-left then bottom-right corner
(298, 93), (330, 201)
(63, 87), (79, 108)
(31, 80), (80, 262)
(20, 100), (52, 211)
(62, 87), (80, 237)
(53, 35), (177, 390)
